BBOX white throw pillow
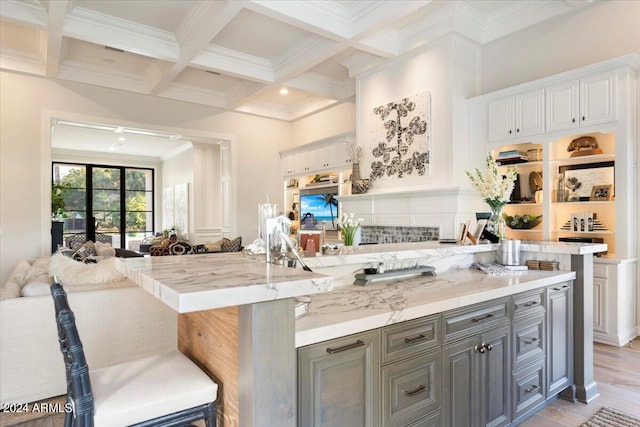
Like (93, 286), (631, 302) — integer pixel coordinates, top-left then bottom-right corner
(49, 253), (125, 286)
(20, 280), (52, 297)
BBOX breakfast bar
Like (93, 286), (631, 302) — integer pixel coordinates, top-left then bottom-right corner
(117, 240), (605, 427)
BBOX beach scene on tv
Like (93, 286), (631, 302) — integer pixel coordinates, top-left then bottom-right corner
(299, 193), (339, 230)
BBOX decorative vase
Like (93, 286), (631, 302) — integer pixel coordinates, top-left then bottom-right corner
(487, 201), (507, 241)
(342, 229), (357, 246)
(352, 162), (361, 181)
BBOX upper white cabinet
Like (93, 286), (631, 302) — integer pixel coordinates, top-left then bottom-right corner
(280, 133), (354, 177)
(546, 71), (615, 132)
(489, 89), (545, 142)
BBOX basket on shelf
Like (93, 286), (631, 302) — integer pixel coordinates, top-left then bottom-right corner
(503, 214), (543, 229)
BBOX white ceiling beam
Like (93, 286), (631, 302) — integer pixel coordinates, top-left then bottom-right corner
(191, 45), (274, 83)
(57, 60), (150, 94)
(44, 0), (70, 77)
(63, 7), (179, 62)
(273, 36), (343, 82)
(147, 0), (244, 95)
(0, 0), (48, 28)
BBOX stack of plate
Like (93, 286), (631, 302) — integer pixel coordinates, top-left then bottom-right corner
(539, 260), (559, 271)
(526, 260), (540, 270)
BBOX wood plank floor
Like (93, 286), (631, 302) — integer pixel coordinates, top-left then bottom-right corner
(2, 338), (639, 427)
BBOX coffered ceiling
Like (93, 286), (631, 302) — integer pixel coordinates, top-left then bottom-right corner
(1, 0), (595, 124)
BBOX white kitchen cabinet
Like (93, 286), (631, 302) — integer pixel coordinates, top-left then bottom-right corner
(545, 71), (615, 132)
(592, 258), (637, 347)
(280, 133), (353, 177)
(488, 89), (544, 142)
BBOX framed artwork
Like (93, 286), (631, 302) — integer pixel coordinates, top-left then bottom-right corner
(369, 92), (431, 182)
(590, 184), (612, 201)
(559, 161), (614, 201)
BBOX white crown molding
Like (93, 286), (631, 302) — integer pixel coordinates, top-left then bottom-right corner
(192, 45), (274, 83)
(339, 51), (387, 78)
(0, 52), (45, 75)
(355, 28), (400, 58)
(289, 97), (339, 121)
(226, 80), (268, 110)
(57, 59), (149, 93)
(64, 7), (180, 62)
(234, 99), (292, 122)
(159, 82), (228, 110)
(0, 0), (48, 28)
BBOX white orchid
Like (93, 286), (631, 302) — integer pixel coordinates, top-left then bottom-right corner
(337, 213), (363, 246)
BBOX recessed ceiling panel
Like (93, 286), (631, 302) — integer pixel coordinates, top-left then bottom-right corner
(73, 0), (197, 33)
(254, 86), (320, 107)
(212, 9), (311, 60)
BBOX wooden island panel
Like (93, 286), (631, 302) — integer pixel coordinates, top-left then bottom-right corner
(179, 307), (239, 427)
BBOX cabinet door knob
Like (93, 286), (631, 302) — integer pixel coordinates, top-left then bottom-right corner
(509, 130), (512, 134)
(572, 118), (576, 123)
(474, 345), (485, 354)
(582, 116), (586, 121)
(516, 128), (520, 133)
(483, 342), (493, 351)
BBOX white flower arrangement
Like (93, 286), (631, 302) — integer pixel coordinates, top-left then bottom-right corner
(344, 137), (363, 163)
(336, 212), (363, 246)
(465, 154), (518, 205)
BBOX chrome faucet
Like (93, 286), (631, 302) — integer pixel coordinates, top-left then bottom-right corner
(264, 215), (313, 272)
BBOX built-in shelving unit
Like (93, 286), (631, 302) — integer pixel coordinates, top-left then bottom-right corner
(470, 54), (638, 346)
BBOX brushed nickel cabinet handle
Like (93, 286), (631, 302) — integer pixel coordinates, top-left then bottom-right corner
(404, 385), (427, 397)
(552, 285), (570, 291)
(523, 301), (539, 307)
(471, 313), (494, 323)
(525, 384), (540, 393)
(524, 337), (539, 345)
(326, 340), (365, 354)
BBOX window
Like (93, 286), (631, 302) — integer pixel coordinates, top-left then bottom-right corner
(52, 162), (154, 250)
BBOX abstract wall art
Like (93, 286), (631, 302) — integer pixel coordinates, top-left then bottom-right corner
(369, 92), (431, 182)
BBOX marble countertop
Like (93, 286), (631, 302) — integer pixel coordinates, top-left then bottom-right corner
(302, 240), (607, 269)
(295, 268), (576, 347)
(116, 252), (334, 313)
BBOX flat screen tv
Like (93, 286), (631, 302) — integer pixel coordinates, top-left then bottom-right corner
(299, 187), (339, 230)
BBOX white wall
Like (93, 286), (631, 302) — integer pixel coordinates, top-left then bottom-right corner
(357, 35), (480, 193)
(480, 1), (640, 94)
(0, 71), (292, 282)
(291, 102), (356, 146)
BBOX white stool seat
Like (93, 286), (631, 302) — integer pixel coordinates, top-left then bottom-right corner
(91, 350), (218, 427)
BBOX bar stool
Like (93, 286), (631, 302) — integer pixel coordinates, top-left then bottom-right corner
(50, 280), (217, 427)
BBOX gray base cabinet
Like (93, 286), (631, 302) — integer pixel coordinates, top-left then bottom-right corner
(297, 281), (573, 427)
(298, 329), (380, 427)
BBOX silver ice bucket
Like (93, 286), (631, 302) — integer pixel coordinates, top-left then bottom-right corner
(500, 239), (521, 266)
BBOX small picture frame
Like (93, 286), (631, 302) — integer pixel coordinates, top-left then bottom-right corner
(458, 221), (469, 245)
(473, 219), (488, 243)
(590, 184), (612, 201)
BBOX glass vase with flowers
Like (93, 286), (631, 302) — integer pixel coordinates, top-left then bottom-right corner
(337, 213), (363, 246)
(466, 154), (518, 241)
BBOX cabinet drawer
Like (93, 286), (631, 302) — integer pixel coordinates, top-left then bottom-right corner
(512, 360), (546, 424)
(512, 289), (545, 319)
(593, 263), (608, 278)
(381, 351), (440, 427)
(406, 410), (441, 427)
(512, 314), (545, 370)
(443, 298), (509, 342)
(382, 315), (440, 364)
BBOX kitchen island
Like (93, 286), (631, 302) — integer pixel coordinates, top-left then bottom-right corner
(117, 240), (604, 427)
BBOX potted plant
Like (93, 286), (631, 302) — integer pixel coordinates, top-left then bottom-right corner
(51, 183), (70, 221)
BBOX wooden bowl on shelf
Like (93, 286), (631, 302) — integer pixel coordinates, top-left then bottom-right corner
(504, 214), (543, 229)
